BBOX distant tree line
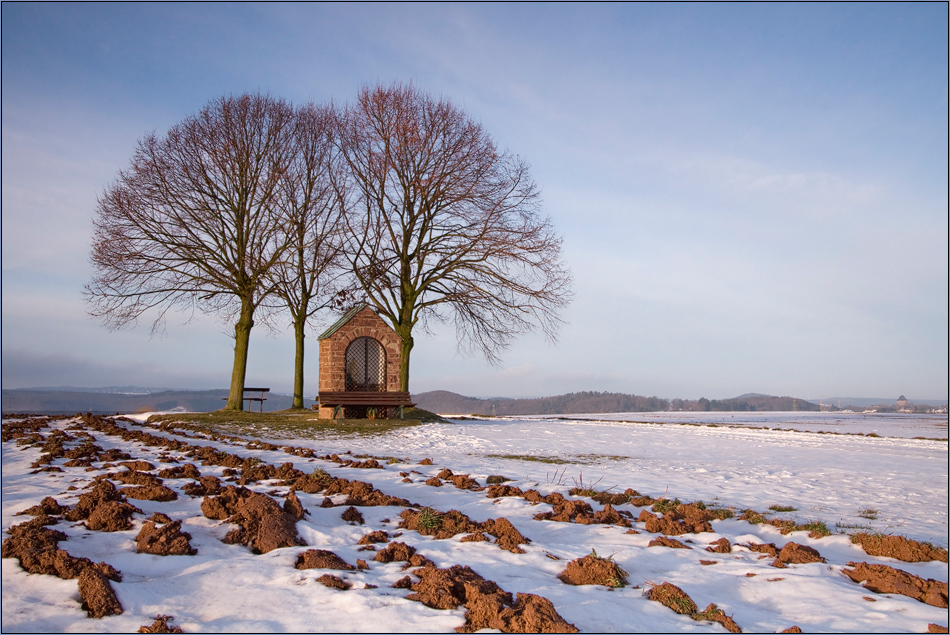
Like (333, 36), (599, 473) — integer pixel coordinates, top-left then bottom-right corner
(86, 85), (572, 410)
(414, 390), (821, 415)
(669, 396), (819, 412)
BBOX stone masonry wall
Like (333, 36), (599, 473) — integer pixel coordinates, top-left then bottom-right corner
(317, 306), (402, 418)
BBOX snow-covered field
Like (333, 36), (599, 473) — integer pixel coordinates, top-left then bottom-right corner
(2, 412), (947, 633)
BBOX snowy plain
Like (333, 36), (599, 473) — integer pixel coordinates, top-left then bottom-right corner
(2, 411), (947, 633)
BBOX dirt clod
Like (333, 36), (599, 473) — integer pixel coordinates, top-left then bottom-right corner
(316, 573), (351, 590)
(138, 615), (185, 633)
(295, 549), (355, 571)
(17, 496), (67, 517)
(706, 537), (732, 553)
(851, 532), (948, 563)
(405, 564), (578, 633)
(649, 536), (690, 549)
(646, 581), (697, 615)
(638, 506), (712, 535)
(341, 506), (365, 524)
(201, 486), (305, 554)
(843, 561), (948, 608)
(557, 552), (628, 587)
(78, 567), (123, 618)
(771, 542), (825, 568)
(64, 480), (142, 531)
(374, 541), (417, 564)
(136, 520), (196, 556)
(357, 530), (390, 545)
(692, 603), (742, 633)
(122, 485), (178, 502)
(283, 490), (306, 520)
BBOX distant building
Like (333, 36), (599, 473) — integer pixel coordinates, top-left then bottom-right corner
(896, 395), (909, 407)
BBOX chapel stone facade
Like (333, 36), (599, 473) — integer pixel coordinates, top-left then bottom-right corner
(316, 304), (403, 419)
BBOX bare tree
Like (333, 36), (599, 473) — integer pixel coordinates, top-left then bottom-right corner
(264, 103), (348, 409)
(334, 83), (573, 392)
(86, 94), (296, 410)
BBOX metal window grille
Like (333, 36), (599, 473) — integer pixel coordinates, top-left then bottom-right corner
(344, 337), (385, 392)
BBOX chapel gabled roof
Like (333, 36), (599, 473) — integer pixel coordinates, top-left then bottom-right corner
(317, 303), (369, 340)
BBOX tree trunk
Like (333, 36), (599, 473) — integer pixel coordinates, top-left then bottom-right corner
(225, 299), (255, 410)
(398, 331), (414, 393)
(291, 314), (306, 409)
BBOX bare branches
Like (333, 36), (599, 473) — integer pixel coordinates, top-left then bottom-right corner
(85, 94), (297, 409)
(335, 82), (573, 388)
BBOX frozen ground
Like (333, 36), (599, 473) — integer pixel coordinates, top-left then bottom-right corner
(538, 411), (948, 440)
(2, 412), (947, 633)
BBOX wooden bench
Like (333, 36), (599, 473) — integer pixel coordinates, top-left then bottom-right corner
(317, 391), (415, 420)
(222, 387), (270, 412)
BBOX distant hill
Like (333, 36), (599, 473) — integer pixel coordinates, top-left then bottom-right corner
(412, 390), (820, 415)
(1, 389), (314, 415)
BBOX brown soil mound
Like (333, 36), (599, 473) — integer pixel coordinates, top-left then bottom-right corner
(119, 460), (155, 471)
(487, 484), (525, 498)
(357, 530), (390, 545)
(316, 573), (352, 589)
(147, 512), (172, 524)
(436, 468), (454, 479)
(136, 520), (196, 556)
(405, 564), (505, 609)
(202, 486), (305, 554)
(404, 565), (578, 633)
(851, 532), (948, 563)
(322, 478), (412, 507)
(2, 522), (120, 580)
(534, 499), (594, 524)
(843, 562), (948, 608)
(780, 627), (803, 633)
(240, 460), (304, 484)
(419, 458), (433, 465)
(99, 448), (133, 462)
(182, 476), (223, 497)
(461, 532), (490, 542)
(78, 567), (123, 618)
(649, 536), (690, 549)
(341, 506), (365, 524)
(137, 615), (184, 633)
(283, 490), (306, 520)
(295, 549), (355, 571)
(449, 474), (482, 490)
(557, 553), (628, 587)
(400, 508), (480, 539)
(110, 470), (163, 487)
(646, 582), (697, 615)
(706, 538), (732, 553)
(425, 477), (443, 487)
(87, 500), (143, 531)
(692, 603), (742, 633)
(17, 496), (67, 517)
(64, 480), (142, 531)
(399, 509), (530, 553)
(482, 517), (531, 554)
(741, 542), (778, 557)
(928, 624), (949, 633)
(485, 593), (579, 634)
(771, 542), (825, 568)
(591, 503), (633, 527)
(638, 508), (712, 535)
(157, 464), (202, 479)
(374, 541), (417, 563)
(122, 485), (178, 502)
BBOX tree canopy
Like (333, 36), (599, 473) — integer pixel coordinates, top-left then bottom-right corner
(335, 83), (572, 391)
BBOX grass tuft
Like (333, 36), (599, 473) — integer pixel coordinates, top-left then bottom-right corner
(768, 504), (798, 513)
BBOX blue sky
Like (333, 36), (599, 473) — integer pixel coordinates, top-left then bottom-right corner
(2, 4), (947, 400)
